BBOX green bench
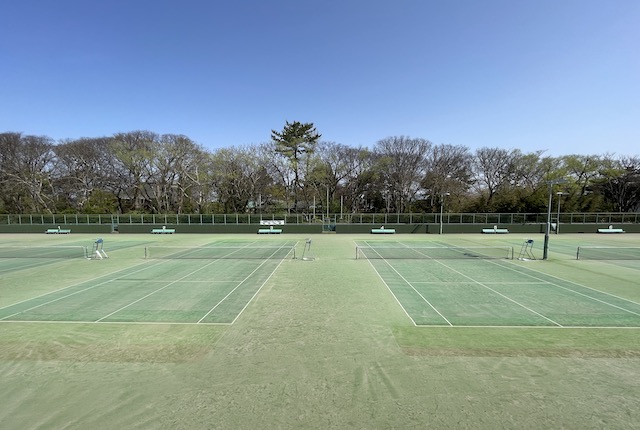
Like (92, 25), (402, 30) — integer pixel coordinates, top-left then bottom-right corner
(597, 227), (625, 234)
(371, 228), (396, 234)
(151, 228), (175, 234)
(482, 228), (509, 234)
(258, 228), (282, 234)
(45, 228), (71, 234)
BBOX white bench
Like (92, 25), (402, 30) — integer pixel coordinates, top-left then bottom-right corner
(597, 227), (625, 234)
(482, 228), (509, 234)
(371, 228), (395, 234)
(151, 228), (175, 234)
(45, 228), (71, 234)
(260, 220), (285, 226)
(258, 227), (282, 234)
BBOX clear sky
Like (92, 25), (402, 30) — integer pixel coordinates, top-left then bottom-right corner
(1, 0), (638, 156)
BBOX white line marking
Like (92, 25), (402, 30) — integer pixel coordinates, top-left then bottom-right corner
(485, 259), (640, 317)
(230, 258), (288, 325)
(0, 319), (231, 326)
(358, 240), (561, 327)
(359, 240), (453, 326)
(95, 259), (221, 322)
(395, 241), (563, 326)
(0, 261), (169, 320)
(198, 244), (292, 323)
(414, 252), (563, 327)
(366, 258), (418, 326)
(0, 259), (167, 311)
(112, 279), (244, 284)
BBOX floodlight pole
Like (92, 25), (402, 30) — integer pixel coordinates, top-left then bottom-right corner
(326, 186), (329, 220)
(555, 192), (564, 235)
(543, 179), (567, 260)
(439, 192), (450, 235)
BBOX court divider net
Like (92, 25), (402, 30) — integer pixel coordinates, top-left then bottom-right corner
(576, 246), (640, 260)
(144, 245), (296, 259)
(0, 245), (89, 258)
(356, 245), (514, 260)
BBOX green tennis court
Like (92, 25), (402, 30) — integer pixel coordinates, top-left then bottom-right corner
(1, 233), (640, 429)
(357, 240), (640, 327)
(0, 240), (296, 324)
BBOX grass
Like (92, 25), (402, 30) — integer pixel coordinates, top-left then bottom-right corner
(0, 232), (639, 429)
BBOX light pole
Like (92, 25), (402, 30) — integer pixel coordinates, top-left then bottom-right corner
(439, 192), (450, 235)
(555, 192), (566, 234)
(326, 186), (329, 220)
(543, 179), (567, 259)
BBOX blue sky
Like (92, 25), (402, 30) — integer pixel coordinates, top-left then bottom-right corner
(1, 0), (638, 156)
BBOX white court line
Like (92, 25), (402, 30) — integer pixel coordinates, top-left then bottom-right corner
(400, 241), (562, 326)
(0, 319), (231, 326)
(409, 281), (545, 285)
(485, 259), (640, 317)
(113, 279), (245, 284)
(2, 241), (294, 325)
(358, 240), (419, 325)
(413, 324), (640, 329)
(198, 244), (293, 324)
(360, 240), (561, 327)
(358, 240), (453, 326)
(365, 258), (419, 326)
(95, 259), (222, 322)
(411, 251), (563, 327)
(0, 260), (170, 321)
(0, 259), (169, 311)
(230, 256), (289, 325)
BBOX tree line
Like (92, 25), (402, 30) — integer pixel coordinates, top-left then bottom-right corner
(1, 123), (639, 215)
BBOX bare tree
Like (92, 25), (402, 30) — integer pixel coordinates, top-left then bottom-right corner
(109, 131), (157, 212)
(0, 133), (56, 213)
(596, 155), (640, 212)
(471, 147), (521, 211)
(560, 154), (604, 211)
(421, 143), (473, 211)
(53, 137), (115, 212)
(374, 136), (431, 212)
(210, 146), (272, 213)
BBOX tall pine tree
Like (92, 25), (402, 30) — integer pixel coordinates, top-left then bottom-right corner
(271, 121), (321, 212)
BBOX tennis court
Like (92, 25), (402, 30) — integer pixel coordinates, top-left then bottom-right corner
(357, 240), (640, 327)
(0, 240), (296, 324)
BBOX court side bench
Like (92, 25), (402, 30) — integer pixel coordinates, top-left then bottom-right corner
(597, 228), (625, 233)
(482, 228), (509, 234)
(45, 228), (71, 234)
(257, 228), (282, 234)
(371, 228), (396, 234)
(151, 228), (175, 234)
(260, 220), (285, 226)
(258, 220), (284, 234)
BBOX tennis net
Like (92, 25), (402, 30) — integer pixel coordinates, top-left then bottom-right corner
(144, 245), (296, 259)
(576, 246), (640, 260)
(356, 245), (514, 260)
(0, 245), (89, 259)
